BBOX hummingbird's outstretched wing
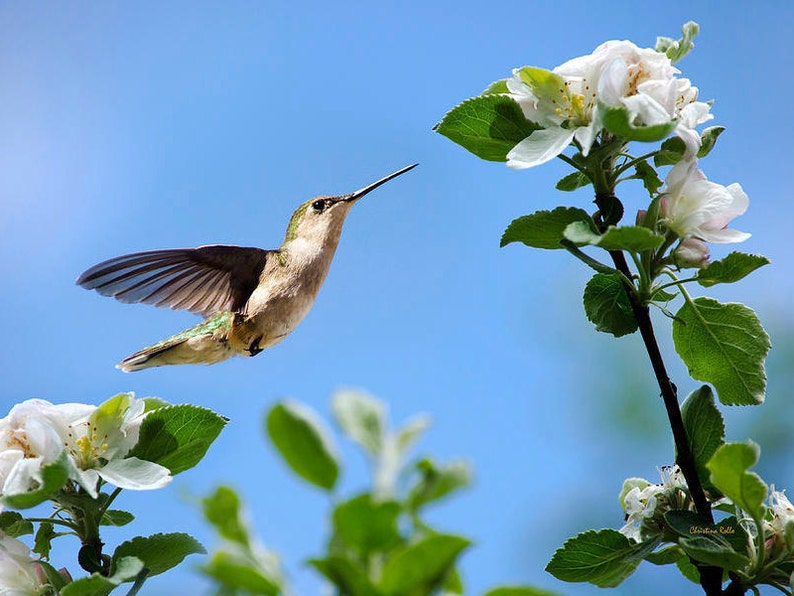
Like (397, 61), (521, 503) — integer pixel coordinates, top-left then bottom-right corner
(76, 245), (271, 317)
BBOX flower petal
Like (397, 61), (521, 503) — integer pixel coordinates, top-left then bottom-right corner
(97, 457), (172, 491)
(506, 128), (576, 169)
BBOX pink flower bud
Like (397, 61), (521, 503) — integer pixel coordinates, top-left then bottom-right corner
(673, 238), (710, 269)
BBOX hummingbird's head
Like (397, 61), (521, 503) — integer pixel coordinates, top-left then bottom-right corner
(283, 164), (417, 246)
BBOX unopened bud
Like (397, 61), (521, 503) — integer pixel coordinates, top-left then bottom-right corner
(673, 238), (710, 269)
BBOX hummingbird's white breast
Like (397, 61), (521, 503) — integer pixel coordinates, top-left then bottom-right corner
(230, 235), (340, 354)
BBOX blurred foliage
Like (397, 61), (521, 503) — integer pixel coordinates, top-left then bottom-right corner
(198, 389), (557, 596)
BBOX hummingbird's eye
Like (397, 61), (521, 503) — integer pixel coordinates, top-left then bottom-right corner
(312, 199), (326, 212)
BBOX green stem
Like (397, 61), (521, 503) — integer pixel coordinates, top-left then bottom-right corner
(628, 251), (652, 298)
(589, 189), (723, 596)
(125, 569), (150, 596)
(613, 150), (658, 177)
(97, 487), (123, 521)
(654, 276), (699, 293)
(556, 152), (584, 172)
(560, 240), (626, 280)
(24, 517), (78, 530)
(750, 512), (767, 576)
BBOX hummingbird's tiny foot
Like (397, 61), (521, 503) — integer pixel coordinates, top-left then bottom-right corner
(247, 335), (264, 356)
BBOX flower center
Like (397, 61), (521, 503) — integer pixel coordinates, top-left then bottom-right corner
(8, 432), (35, 458)
(557, 80), (595, 125)
(65, 422), (109, 469)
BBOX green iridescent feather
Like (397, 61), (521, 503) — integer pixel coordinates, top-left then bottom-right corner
(148, 310), (234, 350)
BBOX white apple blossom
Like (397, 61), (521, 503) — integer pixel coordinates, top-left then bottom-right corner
(769, 487), (794, 536)
(53, 393), (171, 496)
(505, 40), (712, 169)
(620, 466), (688, 541)
(0, 394), (171, 500)
(0, 400), (74, 497)
(0, 528), (47, 595)
(661, 159), (750, 244)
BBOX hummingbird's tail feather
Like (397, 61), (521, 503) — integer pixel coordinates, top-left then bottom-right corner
(117, 311), (236, 372)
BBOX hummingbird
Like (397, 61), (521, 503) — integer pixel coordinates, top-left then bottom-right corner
(77, 164), (417, 372)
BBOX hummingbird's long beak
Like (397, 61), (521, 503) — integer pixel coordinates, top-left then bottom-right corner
(341, 163), (418, 203)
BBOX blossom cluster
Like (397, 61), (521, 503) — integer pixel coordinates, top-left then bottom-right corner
(504, 39), (749, 267)
(0, 393), (171, 500)
(619, 465), (689, 542)
(620, 469), (794, 569)
(505, 40), (712, 169)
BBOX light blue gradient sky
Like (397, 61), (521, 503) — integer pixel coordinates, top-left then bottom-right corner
(2, 2), (793, 594)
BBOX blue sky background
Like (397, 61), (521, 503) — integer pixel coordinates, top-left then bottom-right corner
(2, 2), (793, 594)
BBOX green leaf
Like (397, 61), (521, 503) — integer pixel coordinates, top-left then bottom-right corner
(657, 21), (700, 64)
(128, 404), (227, 475)
(379, 534), (471, 595)
(556, 171), (591, 192)
(33, 521), (55, 558)
(434, 95), (540, 161)
(564, 222), (665, 252)
(514, 66), (564, 98)
(675, 555), (701, 584)
(672, 298), (770, 405)
(60, 556), (144, 596)
(650, 286), (677, 303)
(266, 400), (339, 491)
(142, 396), (171, 412)
(663, 511), (749, 556)
(309, 555), (380, 596)
(331, 390), (386, 456)
(483, 587), (561, 596)
(333, 494), (402, 555)
(707, 441), (767, 521)
(112, 532), (206, 577)
(634, 161), (662, 196)
(715, 516), (751, 553)
(408, 458), (471, 511)
(100, 509), (135, 527)
(653, 136), (686, 167)
(644, 545), (686, 565)
(600, 102), (677, 142)
(697, 126), (725, 158)
(202, 485), (250, 546)
(443, 567), (464, 594)
(1, 451), (70, 509)
(696, 252), (770, 287)
(201, 551), (283, 596)
(679, 535), (751, 571)
(670, 509), (750, 571)
(680, 386), (725, 490)
(582, 273), (638, 337)
(545, 529), (656, 587)
(500, 207), (593, 249)
(482, 79), (509, 94)
(0, 511), (33, 537)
